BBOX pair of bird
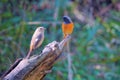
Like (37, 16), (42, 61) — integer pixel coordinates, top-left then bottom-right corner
(26, 16), (74, 59)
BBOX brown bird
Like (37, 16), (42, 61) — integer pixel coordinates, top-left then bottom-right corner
(26, 27), (45, 59)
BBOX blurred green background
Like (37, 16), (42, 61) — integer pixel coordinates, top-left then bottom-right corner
(0, 0), (120, 80)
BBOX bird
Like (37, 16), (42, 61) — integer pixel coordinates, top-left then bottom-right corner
(62, 16), (74, 38)
(26, 27), (45, 59)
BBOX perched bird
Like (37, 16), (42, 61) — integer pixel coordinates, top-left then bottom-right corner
(62, 16), (74, 38)
(26, 27), (45, 59)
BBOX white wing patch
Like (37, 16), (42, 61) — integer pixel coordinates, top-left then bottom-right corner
(35, 38), (39, 42)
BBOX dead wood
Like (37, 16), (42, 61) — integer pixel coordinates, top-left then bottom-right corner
(2, 35), (71, 80)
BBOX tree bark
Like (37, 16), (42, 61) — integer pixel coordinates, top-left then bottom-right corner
(1, 36), (71, 80)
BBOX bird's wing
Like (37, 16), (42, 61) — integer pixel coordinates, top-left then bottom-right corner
(34, 33), (43, 48)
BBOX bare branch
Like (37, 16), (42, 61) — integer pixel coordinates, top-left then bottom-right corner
(2, 35), (71, 80)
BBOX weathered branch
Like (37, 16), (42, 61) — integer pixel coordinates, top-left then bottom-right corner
(2, 35), (71, 80)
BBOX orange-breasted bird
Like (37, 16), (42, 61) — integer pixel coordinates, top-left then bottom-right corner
(62, 16), (74, 38)
(26, 27), (45, 59)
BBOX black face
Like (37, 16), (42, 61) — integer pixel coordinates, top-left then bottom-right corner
(63, 16), (72, 24)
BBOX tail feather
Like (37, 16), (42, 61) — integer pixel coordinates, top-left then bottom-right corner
(63, 34), (67, 39)
(63, 34), (68, 46)
(26, 50), (32, 59)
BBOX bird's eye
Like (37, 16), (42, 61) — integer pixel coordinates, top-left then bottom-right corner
(40, 28), (42, 30)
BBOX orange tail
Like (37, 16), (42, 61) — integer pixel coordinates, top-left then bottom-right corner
(63, 34), (67, 39)
(63, 34), (67, 46)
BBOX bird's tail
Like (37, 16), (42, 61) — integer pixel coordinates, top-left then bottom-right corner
(63, 34), (67, 39)
(26, 49), (32, 59)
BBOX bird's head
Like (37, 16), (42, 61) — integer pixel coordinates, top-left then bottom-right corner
(37, 27), (46, 32)
(63, 16), (72, 24)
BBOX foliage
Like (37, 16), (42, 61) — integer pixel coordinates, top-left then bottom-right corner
(0, 0), (120, 80)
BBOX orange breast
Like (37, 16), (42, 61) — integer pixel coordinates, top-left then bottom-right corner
(62, 22), (74, 35)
